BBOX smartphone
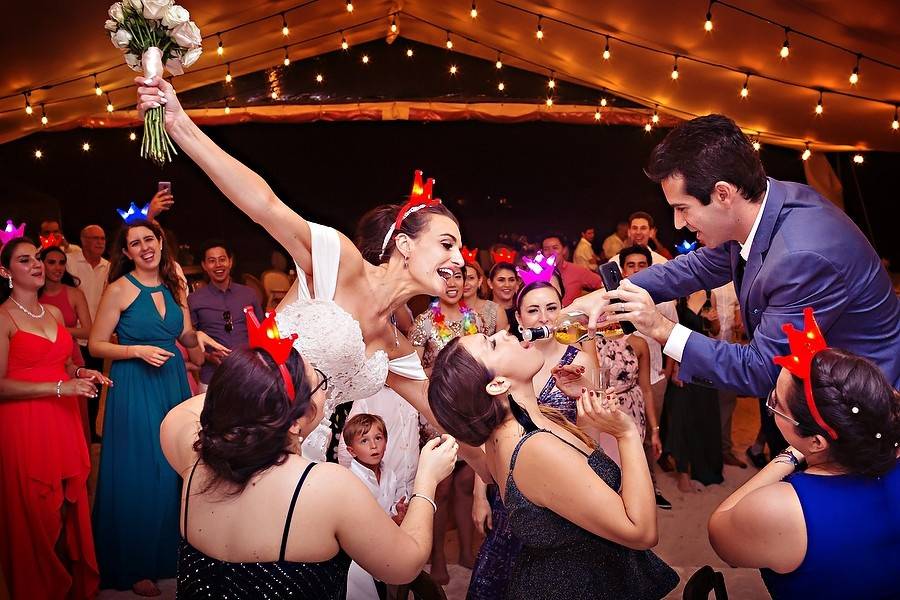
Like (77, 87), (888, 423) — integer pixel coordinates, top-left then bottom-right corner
(157, 181), (172, 195)
(598, 262), (637, 334)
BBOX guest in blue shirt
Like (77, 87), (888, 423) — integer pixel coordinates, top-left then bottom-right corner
(188, 240), (263, 390)
(708, 318), (900, 599)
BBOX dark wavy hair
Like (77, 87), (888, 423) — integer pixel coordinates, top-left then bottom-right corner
(1, 238), (37, 303)
(108, 219), (185, 305)
(356, 203), (459, 265)
(428, 337), (595, 448)
(618, 245), (653, 269)
(488, 261), (517, 281)
(194, 346), (315, 494)
(38, 246), (81, 292)
(644, 114), (767, 206)
(515, 280), (562, 312)
(785, 348), (900, 477)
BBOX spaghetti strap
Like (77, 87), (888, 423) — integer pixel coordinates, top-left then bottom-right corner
(182, 459), (202, 543)
(1, 307), (19, 333)
(279, 462), (317, 562)
(509, 429), (590, 475)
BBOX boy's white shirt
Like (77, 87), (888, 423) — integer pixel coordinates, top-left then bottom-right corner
(349, 458), (405, 516)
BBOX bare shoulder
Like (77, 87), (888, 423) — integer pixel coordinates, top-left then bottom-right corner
(336, 232), (366, 278)
(68, 285), (87, 303)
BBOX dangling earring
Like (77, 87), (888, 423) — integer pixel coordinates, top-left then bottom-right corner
(517, 324), (524, 334)
(6, 277), (11, 290)
(403, 255), (409, 269)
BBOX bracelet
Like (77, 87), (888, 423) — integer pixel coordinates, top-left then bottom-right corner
(74, 367), (84, 379)
(56, 380), (63, 398)
(410, 493), (437, 513)
(773, 450), (807, 472)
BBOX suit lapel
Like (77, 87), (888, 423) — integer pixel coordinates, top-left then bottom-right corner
(738, 178), (785, 336)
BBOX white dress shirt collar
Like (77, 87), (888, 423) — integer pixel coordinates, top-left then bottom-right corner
(738, 179), (770, 262)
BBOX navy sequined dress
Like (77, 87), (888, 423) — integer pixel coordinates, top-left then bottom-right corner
(466, 346), (579, 600)
(176, 462), (351, 599)
(504, 429), (678, 600)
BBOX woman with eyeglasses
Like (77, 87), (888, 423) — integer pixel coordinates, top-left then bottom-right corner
(709, 339), (900, 599)
(89, 220), (206, 596)
(160, 346), (459, 599)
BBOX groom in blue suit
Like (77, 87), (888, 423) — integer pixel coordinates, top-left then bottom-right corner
(570, 114), (900, 396)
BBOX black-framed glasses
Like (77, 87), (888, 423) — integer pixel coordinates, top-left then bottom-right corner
(223, 310), (233, 333)
(766, 390), (800, 427)
(311, 367), (330, 396)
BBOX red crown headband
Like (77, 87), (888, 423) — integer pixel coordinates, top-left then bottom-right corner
(461, 246), (479, 265)
(379, 170), (443, 260)
(39, 233), (64, 250)
(244, 306), (299, 402)
(491, 248), (517, 265)
(772, 307), (838, 440)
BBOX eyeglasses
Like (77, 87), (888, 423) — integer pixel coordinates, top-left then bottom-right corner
(223, 310), (233, 333)
(766, 390), (800, 427)
(311, 367), (329, 396)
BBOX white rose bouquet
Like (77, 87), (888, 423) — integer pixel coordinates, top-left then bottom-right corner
(105, 0), (202, 166)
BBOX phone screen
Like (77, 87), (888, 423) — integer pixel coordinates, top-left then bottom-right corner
(158, 181), (172, 194)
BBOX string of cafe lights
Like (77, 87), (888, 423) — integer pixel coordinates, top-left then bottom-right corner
(15, 2), (889, 162)
(492, 0), (899, 130)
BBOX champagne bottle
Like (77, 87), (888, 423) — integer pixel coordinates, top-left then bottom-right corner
(522, 310), (623, 343)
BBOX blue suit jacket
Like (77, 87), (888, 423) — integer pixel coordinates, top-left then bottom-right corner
(630, 177), (900, 396)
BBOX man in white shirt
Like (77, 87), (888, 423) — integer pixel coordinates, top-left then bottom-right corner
(607, 212), (669, 267)
(66, 225), (110, 323)
(573, 227), (600, 272)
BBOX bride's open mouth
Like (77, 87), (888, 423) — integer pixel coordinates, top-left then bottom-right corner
(437, 267), (454, 280)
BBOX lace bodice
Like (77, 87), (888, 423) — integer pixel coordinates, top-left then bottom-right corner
(276, 299), (388, 411)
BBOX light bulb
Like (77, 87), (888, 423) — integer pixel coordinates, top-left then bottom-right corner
(107, 102), (114, 113)
(644, 123), (652, 132)
(391, 17), (397, 34)
(892, 117), (899, 130)
(470, 3), (477, 18)
(780, 41), (790, 59)
(34, 149), (42, 159)
(129, 131), (137, 141)
(740, 85), (749, 98)
(704, 11), (713, 32)
(341, 35), (349, 50)
(346, 0), (353, 13)
(815, 97), (823, 115)
(271, 90), (278, 100)
(362, 54), (369, 64)
(225, 73), (232, 83)
(41, 114), (48, 125)
(603, 36), (611, 60)
(224, 105), (231, 115)
(284, 56), (290, 66)
(449, 65), (458, 75)
(853, 153), (864, 164)
(406, 48), (414, 57)
(282, 25), (289, 36)
(652, 112), (660, 124)
(546, 98), (553, 107)
(802, 145), (811, 161)
(600, 97), (607, 107)
(95, 83), (102, 96)
(671, 67), (679, 80)
(217, 36), (224, 56)
(25, 104), (32, 115)
(316, 73), (324, 83)
(498, 81), (505, 91)
(594, 109), (602, 121)
(82, 142), (90, 152)
(849, 67), (859, 85)
(496, 58), (503, 69)
(446, 36), (453, 50)
(752, 140), (761, 151)
(548, 77), (555, 89)
(536, 16), (544, 40)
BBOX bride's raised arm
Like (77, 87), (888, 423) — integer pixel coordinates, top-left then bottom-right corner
(136, 76), (321, 274)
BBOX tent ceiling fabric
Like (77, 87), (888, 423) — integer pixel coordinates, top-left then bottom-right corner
(2, 0), (899, 151)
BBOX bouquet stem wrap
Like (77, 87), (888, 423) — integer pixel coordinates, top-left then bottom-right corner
(141, 47), (178, 167)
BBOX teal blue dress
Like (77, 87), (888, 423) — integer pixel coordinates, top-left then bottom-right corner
(93, 273), (192, 589)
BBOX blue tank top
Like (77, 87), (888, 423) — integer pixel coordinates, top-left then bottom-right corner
(760, 460), (900, 599)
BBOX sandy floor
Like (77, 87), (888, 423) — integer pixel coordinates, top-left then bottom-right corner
(96, 397), (770, 599)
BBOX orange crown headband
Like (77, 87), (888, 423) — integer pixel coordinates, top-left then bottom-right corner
(461, 246), (479, 265)
(379, 170), (443, 260)
(244, 306), (299, 401)
(491, 248), (517, 264)
(772, 307), (838, 439)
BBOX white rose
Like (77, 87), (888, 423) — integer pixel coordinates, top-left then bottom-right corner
(170, 20), (201, 48)
(111, 29), (132, 49)
(142, 0), (172, 20)
(180, 46), (202, 68)
(104, 19), (119, 32)
(125, 53), (141, 71)
(128, 0), (143, 10)
(108, 2), (124, 23)
(161, 5), (189, 28)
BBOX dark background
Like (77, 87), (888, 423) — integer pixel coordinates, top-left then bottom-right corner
(1, 37), (896, 277)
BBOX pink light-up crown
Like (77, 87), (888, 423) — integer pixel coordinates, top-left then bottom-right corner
(516, 251), (558, 286)
(0, 220), (26, 247)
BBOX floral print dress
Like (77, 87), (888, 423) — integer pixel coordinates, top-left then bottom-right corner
(596, 336), (646, 442)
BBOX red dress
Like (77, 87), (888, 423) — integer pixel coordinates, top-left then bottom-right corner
(0, 319), (99, 599)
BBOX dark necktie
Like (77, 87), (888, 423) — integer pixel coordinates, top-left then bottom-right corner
(735, 256), (747, 292)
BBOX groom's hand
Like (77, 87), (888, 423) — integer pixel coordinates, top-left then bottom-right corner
(603, 279), (676, 345)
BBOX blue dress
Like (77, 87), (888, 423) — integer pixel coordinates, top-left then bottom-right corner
(466, 346), (579, 600)
(761, 461), (900, 599)
(93, 273), (192, 589)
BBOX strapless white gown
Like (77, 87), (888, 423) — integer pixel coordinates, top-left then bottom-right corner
(276, 222), (426, 462)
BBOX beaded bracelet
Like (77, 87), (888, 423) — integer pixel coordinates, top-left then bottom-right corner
(56, 380), (63, 398)
(773, 450), (807, 472)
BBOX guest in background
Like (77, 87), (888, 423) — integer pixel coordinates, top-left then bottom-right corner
(90, 220), (202, 595)
(488, 262), (519, 336)
(709, 332), (900, 599)
(663, 290), (724, 493)
(541, 234), (603, 305)
(410, 267), (482, 583)
(0, 237), (110, 600)
(606, 213), (670, 266)
(463, 260), (508, 336)
(39, 246), (90, 368)
(602, 221), (629, 262)
(711, 282), (747, 468)
(188, 240), (262, 392)
(161, 344), (459, 599)
(574, 227), (600, 272)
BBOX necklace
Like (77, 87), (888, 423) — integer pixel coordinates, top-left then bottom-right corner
(10, 296), (46, 319)
(430, 299), (479, 342)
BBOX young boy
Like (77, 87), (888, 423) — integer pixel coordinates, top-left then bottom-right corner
(343, 413), (408, 521)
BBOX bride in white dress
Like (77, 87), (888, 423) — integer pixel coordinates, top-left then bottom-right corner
(135, 77), (473, 464)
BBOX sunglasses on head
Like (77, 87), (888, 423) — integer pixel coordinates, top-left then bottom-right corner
(223, 310), (233, 333)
